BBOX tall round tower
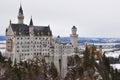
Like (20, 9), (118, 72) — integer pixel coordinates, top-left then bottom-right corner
(70, 26), (78, 48)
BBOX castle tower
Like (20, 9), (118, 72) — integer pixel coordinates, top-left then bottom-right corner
(70, 26), (78, 48)
(18, 5), (24, 24)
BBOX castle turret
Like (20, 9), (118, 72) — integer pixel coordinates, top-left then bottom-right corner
(18, 5), (24, 24)
(56, 35), (61, 44)
(29, 17), (34, 36)
(70, 26), (78, 48)
(29, 17), (33, 26)
(72, 26), (77, 35)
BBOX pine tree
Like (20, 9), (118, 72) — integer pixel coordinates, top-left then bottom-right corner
(14, 58), (17, 67)
(49, 62), (58, 79)
(90, 48), (95, 67)
(34, 64), (39, 75)
(102, 55), (110, 72)
(0, 51), (4, 63)
(17, 67), (22, 80)
(8, 57), (12, 68)
(83, 45), (90, 69)
(77, 66), (83, 76)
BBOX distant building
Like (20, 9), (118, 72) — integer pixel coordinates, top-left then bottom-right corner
(5, 5), (79, 78)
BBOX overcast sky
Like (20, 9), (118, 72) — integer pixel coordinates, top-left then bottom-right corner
(0, 0), (120, 38)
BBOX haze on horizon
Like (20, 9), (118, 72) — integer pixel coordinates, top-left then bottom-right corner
(0, 0), (120, 38)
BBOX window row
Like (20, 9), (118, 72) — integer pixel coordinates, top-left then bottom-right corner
(16, 41), (49, 44)
(17, 49), (48, 52)
(17, 37), (49, 40)
(20, 53), (50, 57)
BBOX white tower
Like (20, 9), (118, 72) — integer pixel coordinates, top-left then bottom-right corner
(70, 26), (78, 48)
(18, 5), (24, 24)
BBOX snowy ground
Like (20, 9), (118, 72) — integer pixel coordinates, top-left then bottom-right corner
(104, 49), (120, 70)
(0, 41), (6, 54)
(105, 50), (120, 58)
(111, 64), (120, 70)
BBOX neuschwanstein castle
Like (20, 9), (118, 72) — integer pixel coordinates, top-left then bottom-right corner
(5, 5), (79, 78)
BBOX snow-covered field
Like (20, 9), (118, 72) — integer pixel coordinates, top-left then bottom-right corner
(0, 41), (6, 54)
(111, 64), (120, 70)
(104, 49), (120, 70)
(105, 51), (120, 58)
(0, 41), (6, 44)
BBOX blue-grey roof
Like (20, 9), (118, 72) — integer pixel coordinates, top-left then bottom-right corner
(11, 23), (52, 36)
(11, 24), (29, 36)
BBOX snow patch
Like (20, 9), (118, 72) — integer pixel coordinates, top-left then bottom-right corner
(111, 64), (120, 70)
(105, 51), (120, 58)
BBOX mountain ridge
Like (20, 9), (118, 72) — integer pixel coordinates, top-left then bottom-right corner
(1, 36), (120, 43)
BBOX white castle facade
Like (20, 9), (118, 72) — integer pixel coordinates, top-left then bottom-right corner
(5, 5), (79, 78)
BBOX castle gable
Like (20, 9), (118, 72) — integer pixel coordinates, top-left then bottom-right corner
(6, 25), (14, 36)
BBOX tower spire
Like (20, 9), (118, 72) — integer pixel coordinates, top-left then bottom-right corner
(9, 19), (11, 25)
(18, 4), (24, 24)
(29, 16), (33, 26)
(19, 4), (23, 15)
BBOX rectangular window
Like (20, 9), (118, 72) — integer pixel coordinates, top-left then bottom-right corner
(17, 42), (19, 44)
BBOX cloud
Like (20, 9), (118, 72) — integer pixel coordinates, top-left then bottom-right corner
(0, 0), (120, 38)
